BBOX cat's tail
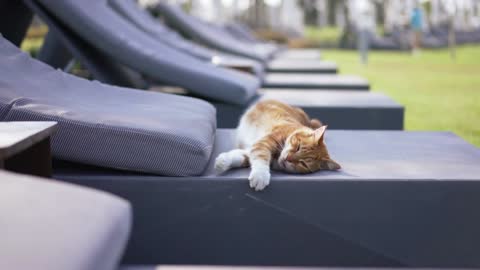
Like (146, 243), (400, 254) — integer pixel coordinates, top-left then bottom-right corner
(310, 119), (323, 129)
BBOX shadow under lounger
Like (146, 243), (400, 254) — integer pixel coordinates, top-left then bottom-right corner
(54, 129), (480, 268)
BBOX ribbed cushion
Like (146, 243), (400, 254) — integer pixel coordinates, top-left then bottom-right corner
(30, 0), (259, 105)
(0, 36), (216, 176)
(0, 170), (131, 270)
(109, 0), (213, 61)
(154, 2), (274, 62)
(108, 0), (265, 78)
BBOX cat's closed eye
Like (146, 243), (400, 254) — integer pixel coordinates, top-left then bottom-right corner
(295, 144), (301, 151)
(299, 160), (309, 167)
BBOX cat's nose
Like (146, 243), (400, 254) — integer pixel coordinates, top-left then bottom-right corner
(286, 154), (294, 162)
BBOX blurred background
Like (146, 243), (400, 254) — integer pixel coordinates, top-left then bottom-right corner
(21, 0), (480, 146)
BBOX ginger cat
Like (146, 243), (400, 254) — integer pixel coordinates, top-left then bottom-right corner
(215, 100), (341, 191)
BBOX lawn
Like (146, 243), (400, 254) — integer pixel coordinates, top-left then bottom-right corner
(321, 46), (480, 147)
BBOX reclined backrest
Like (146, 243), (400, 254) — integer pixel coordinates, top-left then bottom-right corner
(153, 2), (274, 62)
(0, 170), (131, 270)
(108, 0), (213, 61)
(224, 22), (261, 43)
(0, 35), (216, 176)
(26, 0), (260, 105)
(107, 0), (265, 79)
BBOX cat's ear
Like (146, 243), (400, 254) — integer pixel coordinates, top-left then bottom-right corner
(322, 159), (341, 171)
(313, 125), (328, 144)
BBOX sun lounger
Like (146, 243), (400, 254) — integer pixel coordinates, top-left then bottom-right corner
(20, 1), (384, 129)
(109, 0), (335, 74)
(0, 170), (131, 270)
(54, 129), (480, 268)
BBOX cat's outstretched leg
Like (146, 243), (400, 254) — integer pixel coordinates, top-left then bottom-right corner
(215, 149), (249, 174)
(249, 136), (278, 191)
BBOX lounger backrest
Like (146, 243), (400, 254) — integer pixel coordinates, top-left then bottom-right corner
(0, 36), (217, 176)
(27, 0), (259, 105)
(107, 0), (214, 61)
(154, 2), (272, 62)
(224, 23), (260, 43)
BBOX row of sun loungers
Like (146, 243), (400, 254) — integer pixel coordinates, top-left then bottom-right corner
(1, 0), (480, 269)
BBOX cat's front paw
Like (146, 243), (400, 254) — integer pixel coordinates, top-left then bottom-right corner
(248, 168), (271, 191)
(214, 153), (232, 174)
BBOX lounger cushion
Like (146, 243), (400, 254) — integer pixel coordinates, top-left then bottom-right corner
(108, 0), (213, 61)
(0, 36), (216, 176)
(263, 74), (370, 90)
(275, 49), (322, 60)
(29, 0), (260, 105)
(153, 2), (273, 62)
(108, 0), (265, 78)
(267, 59), (337, 73)
(0, 170), (131, 270)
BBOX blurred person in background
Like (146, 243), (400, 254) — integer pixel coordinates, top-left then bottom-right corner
(410, 0), (424, 55)
(351, 0), (376, 65)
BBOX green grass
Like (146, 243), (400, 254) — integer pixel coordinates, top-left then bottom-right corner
(321, 46), (480, 147)
(305, 26), (341, 45)
(21, 38), (44, 57)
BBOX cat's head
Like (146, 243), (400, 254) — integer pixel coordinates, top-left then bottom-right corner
(278, 125), (341, 174)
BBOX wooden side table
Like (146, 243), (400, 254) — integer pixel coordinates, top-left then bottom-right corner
(0, 121), (57, 177)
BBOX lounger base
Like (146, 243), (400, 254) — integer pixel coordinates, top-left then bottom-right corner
(54, 130), (480, 268)
(211, 90), (404, 129)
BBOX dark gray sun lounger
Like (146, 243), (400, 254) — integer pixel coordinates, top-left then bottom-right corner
(22, 1), (385, 129)
(2, 35), (480, 268)
(0, 170), (131, 270)
(108, 0), (336, 74)
(55, 129), (480, 268)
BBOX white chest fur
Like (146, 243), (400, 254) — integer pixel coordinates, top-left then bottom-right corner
(235, 116), (269, 149)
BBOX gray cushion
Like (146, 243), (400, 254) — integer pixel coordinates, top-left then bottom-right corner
(0, 170), (131, 270)
(109, 0), (213, 61)
(275, 49), (322, 60)
(153, 2), (274, 62)
(31, 0), (260, 105)
(108, 0), (265, 78)
(263, 74), (370, 90)
(0, 36), (216, 176)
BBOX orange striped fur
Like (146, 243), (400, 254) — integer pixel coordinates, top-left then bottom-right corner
(215, 100), (340, 191)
